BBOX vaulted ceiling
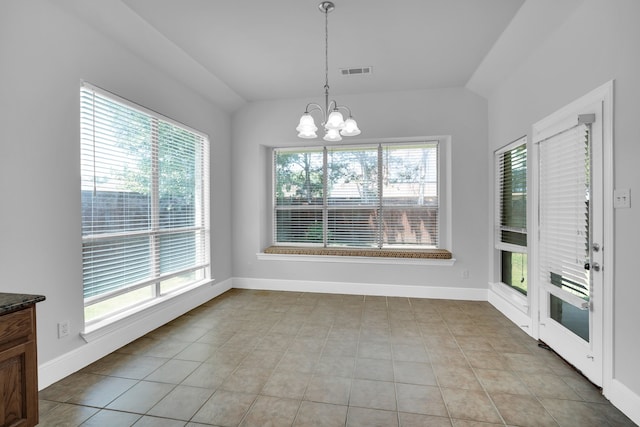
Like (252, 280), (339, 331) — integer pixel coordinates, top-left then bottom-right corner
(55, 0), (584, 112)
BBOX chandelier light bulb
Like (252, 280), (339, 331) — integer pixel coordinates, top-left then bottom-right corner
(325, 110), (345, 130)
(296, 113), (318, 139)
(341, 117), (361, 136)
(323, 128), (342, 142)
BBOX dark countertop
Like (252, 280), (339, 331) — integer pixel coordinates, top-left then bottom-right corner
(0, 293), (46, 315)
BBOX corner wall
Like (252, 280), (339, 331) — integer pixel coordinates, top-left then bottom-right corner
(485, 0), (640, 421)
(0, 0), (233, 385)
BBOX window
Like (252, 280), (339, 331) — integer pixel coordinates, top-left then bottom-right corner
(80, 82), (210, 326)
(495, 137), (527, 295)
(273, 141), (440, 249)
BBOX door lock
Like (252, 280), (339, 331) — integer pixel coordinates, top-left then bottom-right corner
(592, 243), (600, 252)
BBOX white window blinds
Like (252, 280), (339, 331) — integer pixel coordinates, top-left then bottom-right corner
(538, 124), (590, 302)
(496, 139), (527, 249)
(274, 142), (438, 248)
(80, 83), (210, 320)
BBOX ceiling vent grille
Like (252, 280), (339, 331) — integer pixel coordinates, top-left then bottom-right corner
(340, 66), (372, 77)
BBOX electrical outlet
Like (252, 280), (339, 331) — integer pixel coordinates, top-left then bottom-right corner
(58, 320), (70, 338)
(462, 269), (469, 279)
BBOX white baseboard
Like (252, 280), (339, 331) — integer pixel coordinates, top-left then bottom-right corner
(38, 278), (232, 390)
(606, 379), (640, 426)
(232, 277), (488, 301)
(487, 283), (533, 337)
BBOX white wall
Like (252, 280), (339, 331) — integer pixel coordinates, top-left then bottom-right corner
(486, 0), (640, 409)
(0, 0), (232, 377)
(231, 88), (489, 294)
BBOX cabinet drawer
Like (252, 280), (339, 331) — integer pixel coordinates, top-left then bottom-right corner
(0, 306), (34, 344)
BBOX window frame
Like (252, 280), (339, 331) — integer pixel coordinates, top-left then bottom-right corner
(494, 136), (528, 296)
(269, 136), (451, 253)
(80, 82), (211, 329)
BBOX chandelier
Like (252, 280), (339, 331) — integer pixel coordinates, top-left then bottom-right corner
(296, 1), (361, 142)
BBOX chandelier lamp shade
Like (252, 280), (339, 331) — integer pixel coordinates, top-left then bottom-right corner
(296, 1), (361, 142)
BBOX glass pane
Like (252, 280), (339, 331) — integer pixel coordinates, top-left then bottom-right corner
(327, 208), (378, 247)
(275, 209), (323, 243)
(81, 190), (151, 235)
(382, 144), (438, 206)
(158, 122), (198, 229)
(159, 232), (199, 274)
(84, 285), (154, 323)
(327, 146), (378, 206)
(501, 251), (527, 295)
(550, 294), (589, 342)
(274, 150), (324, 205)
(82, 236), (152, 299)
(382, 207), (438, 247)
(500, 145), (527, 230)
(161, 270), (202, 295)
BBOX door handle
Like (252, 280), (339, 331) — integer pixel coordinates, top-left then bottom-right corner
(584, 262), (600, 272)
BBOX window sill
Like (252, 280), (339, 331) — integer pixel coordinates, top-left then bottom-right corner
(258, 246), (455, 266)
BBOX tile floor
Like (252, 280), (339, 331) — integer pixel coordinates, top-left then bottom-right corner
(39, 289), (636, 426)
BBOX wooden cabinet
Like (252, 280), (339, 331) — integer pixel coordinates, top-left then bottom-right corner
(0, 304), (40, 427)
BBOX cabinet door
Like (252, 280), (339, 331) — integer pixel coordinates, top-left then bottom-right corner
(0, 341), (36, 427)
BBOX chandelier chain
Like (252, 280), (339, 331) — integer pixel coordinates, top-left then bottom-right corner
(324, 5), (330, 111)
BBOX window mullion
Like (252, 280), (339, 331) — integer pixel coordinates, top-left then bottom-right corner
(377, 144), (383, 249)
(151, 118), (161, 297)
(323, 146), (328, 248)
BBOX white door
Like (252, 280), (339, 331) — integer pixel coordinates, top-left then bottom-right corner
(533, 90), (610, 386)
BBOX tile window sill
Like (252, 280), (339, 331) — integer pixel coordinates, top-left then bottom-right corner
(258, 246), (455, 266)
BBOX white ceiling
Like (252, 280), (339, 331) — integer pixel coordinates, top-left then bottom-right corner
(57, 0), (589, 112)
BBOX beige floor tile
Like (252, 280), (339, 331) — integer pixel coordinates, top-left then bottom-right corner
(322, 339), (358, 357)
(181, 362), (233, 389)
(220, 365), (272, 394)
(277, 350), (320, 374)
(475, 368), (530, 395)
(350, 379), (397, 411)
(315, 355), (356, 377)
(144, 359), (201, 384)
(37, 402), (99, 427)
(293, 401), (348, 427)
(463, 350), (507, 370)
(147, 385), (214, 420)
(239, 395), (300, 427)
(455, 336), (494, 352)
(540, 397), (610, 427)
(83, 353), (170, 380)
(358, 340), (393, 360)
(174, 342), (219, 362)
(191, 390), (256, 426)
(517, 372), (583, 400)
(106, 380), (175, 413)
(399, 412), (452, 427)
(354, 357), (395, 381)
(396, 383), (448, 417)
(394, 361), (437, 386)
(490, 393), (558, 427)
(433, 364), (483, 390)
(347, 406), (399, 427)
(261, 370), (311, 400)
(440, 388), (502, 424)
(304, 375), (352, 405)
(133, 415), (189, 426)
(392, 343), (430, 362)
(80, 409), (142, 427)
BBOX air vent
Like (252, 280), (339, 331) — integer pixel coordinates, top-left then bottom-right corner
(340, 66), (372, 77)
